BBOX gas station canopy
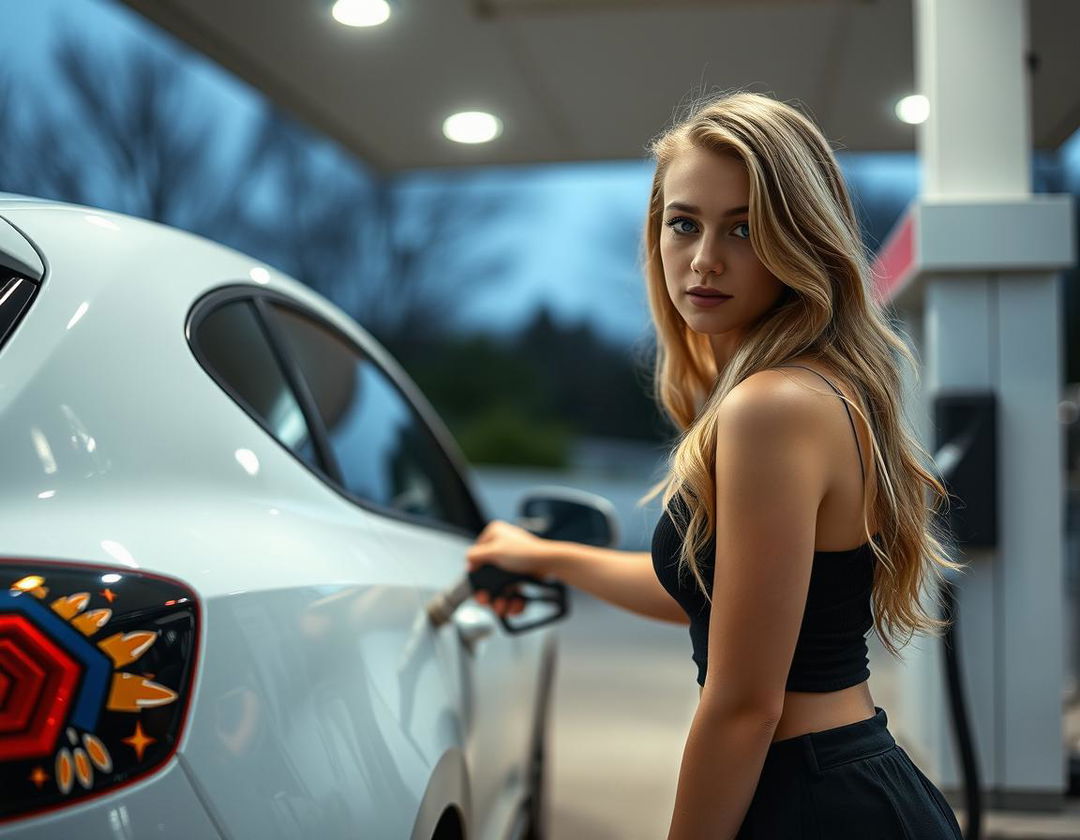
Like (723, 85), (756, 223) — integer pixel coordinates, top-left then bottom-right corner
(119, 0), (1080, 173)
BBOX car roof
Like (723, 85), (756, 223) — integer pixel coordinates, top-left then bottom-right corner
(0, 196), (321, 314)
(0, 198), (418, 381)
(0, 192), (72, 209)
(0, 195), (482, 525)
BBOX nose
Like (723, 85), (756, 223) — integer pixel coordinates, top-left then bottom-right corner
(690, 236), (725, 277)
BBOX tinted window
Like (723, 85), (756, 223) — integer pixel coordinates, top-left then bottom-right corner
(268, 303), (479, 531)
(0, 275), (38, 352)
(194, 300), (320, 470)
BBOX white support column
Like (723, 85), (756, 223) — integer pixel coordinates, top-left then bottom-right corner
(996, 273), (1067, 799)
(872, 0), (1076, 813)
(917, 0), (1031, 199)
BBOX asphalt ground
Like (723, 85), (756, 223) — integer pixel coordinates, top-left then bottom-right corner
(545, 589), (905, 839)
(545, 590), (1080, 839)
(545, 591), (706, 839)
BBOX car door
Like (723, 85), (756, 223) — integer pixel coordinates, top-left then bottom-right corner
(259, 298), (543, 840)
(186, 291), (444, 838)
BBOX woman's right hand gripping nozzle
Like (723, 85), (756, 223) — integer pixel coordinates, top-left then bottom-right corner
(465, 519), (550, 619)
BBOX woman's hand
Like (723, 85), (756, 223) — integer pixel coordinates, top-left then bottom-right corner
(465, 520), (550, 618)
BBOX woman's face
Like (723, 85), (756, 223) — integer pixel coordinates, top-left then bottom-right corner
(659, 145), (787, 366)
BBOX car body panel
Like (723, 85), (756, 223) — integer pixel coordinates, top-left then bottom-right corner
(0, 759), (223, 840)
(0, 201), (553, 839)
(0, 216), (43, 281)
(372, 514), (545, 840)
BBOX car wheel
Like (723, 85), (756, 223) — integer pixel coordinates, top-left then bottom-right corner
(432, 806), (465, 839)
(522, 641), (557, 840)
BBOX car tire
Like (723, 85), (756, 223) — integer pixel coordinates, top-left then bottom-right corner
(522, 640), (557, 840)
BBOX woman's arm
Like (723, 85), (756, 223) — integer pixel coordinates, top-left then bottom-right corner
(542, 543), (689, 625)
(465, 521), (688, 625)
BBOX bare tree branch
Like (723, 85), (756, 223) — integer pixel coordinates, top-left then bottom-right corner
(43, 30), (256, 239)
(247, 106), (515, 345)
(1, 29), (518, 350)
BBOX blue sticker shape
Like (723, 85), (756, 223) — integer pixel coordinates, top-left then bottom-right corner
(0, 590), (111, 732)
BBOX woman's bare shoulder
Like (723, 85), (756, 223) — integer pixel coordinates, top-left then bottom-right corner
(740, 360), (858, 408)
(720, 365), (846, 456)
(719, 368), (831, 436)
(729, 362), (841, 407)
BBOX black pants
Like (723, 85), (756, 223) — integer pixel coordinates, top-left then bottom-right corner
(736, 706), (964, 839)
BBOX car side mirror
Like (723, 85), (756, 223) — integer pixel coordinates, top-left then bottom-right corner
(514, 486), (620, 548)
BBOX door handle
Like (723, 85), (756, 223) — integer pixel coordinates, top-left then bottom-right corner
(453, 604), (496, 653)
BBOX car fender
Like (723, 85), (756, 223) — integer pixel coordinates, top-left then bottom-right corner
(409, 748), (471, 840)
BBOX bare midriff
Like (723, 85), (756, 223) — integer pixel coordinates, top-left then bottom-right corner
(697, 680), (877, 742)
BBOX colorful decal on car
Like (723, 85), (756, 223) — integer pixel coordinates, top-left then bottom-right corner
(0, 564), (198, 821)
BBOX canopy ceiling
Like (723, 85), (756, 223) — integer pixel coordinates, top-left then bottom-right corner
(119, 0), (1080, 173)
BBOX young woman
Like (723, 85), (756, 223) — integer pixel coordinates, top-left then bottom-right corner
(465, 91), (966, 839)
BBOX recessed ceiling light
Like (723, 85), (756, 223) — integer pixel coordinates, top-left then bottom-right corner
(895, 94), (929, 125)
(331, 0), (390, 27)
(442, 111), (503, 145)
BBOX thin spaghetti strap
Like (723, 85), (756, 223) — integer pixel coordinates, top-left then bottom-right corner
(774, 365), (865, 486)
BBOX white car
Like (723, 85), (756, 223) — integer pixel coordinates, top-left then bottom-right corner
(0, 195), (616, 840)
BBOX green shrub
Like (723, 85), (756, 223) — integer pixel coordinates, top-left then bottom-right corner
(454, 403), (572, 467)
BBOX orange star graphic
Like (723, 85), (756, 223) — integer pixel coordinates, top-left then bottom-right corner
(28, 766), (48, 789)
(100, 588), (116, 603)
(122, 722), (155, 762)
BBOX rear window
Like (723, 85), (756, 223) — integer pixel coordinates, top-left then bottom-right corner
(0, 275), (38, 352)
(193, 299), (322, 471)
(267, 302), (484, 532)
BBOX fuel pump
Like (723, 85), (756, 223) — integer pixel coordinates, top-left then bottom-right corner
(932, 390), (998, 840)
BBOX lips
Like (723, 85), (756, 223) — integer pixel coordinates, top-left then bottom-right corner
(686, 290), (733, 309)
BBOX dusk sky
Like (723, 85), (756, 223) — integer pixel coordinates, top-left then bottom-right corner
(2, 0), (670, 343)
(11, 0), (1075, 348)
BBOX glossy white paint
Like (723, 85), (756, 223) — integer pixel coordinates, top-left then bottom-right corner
(0, 760), (224, 840)
(0, 199), (555, 839)
(0, 216), (43, 280)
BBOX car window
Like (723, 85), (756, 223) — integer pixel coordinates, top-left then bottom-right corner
(267, 303), (480, 531)
(0, 275), (38, 353)
(193, 300), (321, 470)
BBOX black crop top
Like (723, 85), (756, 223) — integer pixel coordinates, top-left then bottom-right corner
(650, 365), (879, 692)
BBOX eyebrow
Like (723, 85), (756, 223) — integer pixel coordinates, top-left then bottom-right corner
(664, 202), (748, 217)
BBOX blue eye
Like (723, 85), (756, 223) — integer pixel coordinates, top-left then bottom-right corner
(665, 217), (697, 235)
(664, 217), (751, 240)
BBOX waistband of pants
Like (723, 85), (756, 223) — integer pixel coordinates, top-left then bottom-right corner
(763, 706), (896, 775)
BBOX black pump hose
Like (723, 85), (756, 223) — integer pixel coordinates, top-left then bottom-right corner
(940, 569), (982, 840)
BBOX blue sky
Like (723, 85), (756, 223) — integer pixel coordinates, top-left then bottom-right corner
(395, 159), (656, 343)
(2, 0), (662, 342)
(4, 0), (1073, 348)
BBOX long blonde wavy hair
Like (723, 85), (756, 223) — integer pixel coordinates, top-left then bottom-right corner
(638, 90), (964, 659)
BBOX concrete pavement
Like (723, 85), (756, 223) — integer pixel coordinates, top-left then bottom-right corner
(545, 590), (1080, 839)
